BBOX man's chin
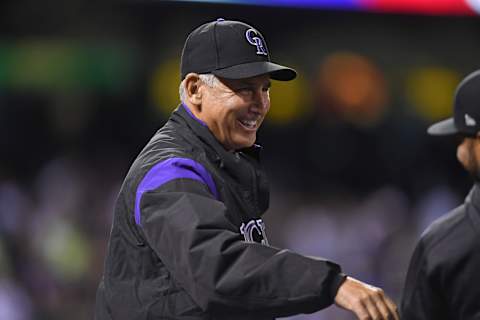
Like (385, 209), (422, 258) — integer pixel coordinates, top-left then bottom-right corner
(232, 142), (255, 151)
(232, 135), (256, 150)
(236, 143), (255, 150)
(472, 173), (480, 182)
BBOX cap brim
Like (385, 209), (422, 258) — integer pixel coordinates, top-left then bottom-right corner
(427, 118), (458, 136)
(212, 61), (297, 81)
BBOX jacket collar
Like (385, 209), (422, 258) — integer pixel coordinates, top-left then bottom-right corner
(172, 103), (269, 214)
(466, 183), (480, 207)
(174, 103), (230, 159)
(465, 183), (480, 230)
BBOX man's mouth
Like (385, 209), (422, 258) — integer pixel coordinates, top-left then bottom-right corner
(238, 119), (258, 130)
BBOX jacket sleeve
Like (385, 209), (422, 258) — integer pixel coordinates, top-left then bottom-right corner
(137, 167), (345, 317)
(400, 240), (445, 320)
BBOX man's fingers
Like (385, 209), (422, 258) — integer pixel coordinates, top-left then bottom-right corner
(364, 297), (382, 319)
(367, 288), (395, 320)
(373, 292), (399, 320)
(366, 289), (399, 320)
(373, 296), (391, 320)
(383, 296), (400, 320)
(334, 277), (399, 320)
(353, 300), (372, 320)
(375, 298), (398, 320)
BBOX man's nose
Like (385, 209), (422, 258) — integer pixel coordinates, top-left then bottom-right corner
(251, 89), (269, 112)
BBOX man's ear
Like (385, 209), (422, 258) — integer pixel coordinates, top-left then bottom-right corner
(184, 73), (203, 106)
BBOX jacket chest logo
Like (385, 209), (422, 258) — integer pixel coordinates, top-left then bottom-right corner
(240, 219), (269, 245)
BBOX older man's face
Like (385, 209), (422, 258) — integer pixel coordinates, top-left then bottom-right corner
(200, 74), (271, 151)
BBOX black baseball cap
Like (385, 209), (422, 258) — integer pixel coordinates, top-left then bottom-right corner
(180, 19), (296, 81)
(428, 70), (480, 137)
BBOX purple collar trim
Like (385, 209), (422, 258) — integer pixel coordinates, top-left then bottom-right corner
(181, 103), (207, 127)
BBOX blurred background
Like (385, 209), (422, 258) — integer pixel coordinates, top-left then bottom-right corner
(1, 0), (479, 319)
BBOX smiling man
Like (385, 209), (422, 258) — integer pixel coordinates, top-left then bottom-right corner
(95, 19), (398, 320)
(184, 74), (271, 151)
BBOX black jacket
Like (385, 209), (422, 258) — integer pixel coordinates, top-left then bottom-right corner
(95, 104), (346, 320)
(401, 183), (480, 320)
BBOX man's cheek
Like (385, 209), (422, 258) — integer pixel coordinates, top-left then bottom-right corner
(457, 145), (467, 165)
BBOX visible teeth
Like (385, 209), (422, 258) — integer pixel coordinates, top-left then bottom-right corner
(240, 119), (256, 128)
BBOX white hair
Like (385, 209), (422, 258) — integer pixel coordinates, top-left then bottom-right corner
(179, 74), (220, 103)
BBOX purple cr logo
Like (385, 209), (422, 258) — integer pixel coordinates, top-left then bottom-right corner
(245, 28), (268, 56)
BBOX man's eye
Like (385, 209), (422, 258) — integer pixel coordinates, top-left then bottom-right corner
(238, 87), (253, 93)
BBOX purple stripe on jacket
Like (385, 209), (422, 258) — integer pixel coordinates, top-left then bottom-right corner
(135, 157), (219, 225)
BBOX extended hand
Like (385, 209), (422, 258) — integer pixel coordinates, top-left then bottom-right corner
(334, 276), (399, 320)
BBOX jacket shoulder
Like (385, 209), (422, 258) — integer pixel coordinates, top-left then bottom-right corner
(118, 121), (199, 198)
(419, 204), (477, 271)
(421, 205), (466, 245)
(135, 122), (196, 170)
